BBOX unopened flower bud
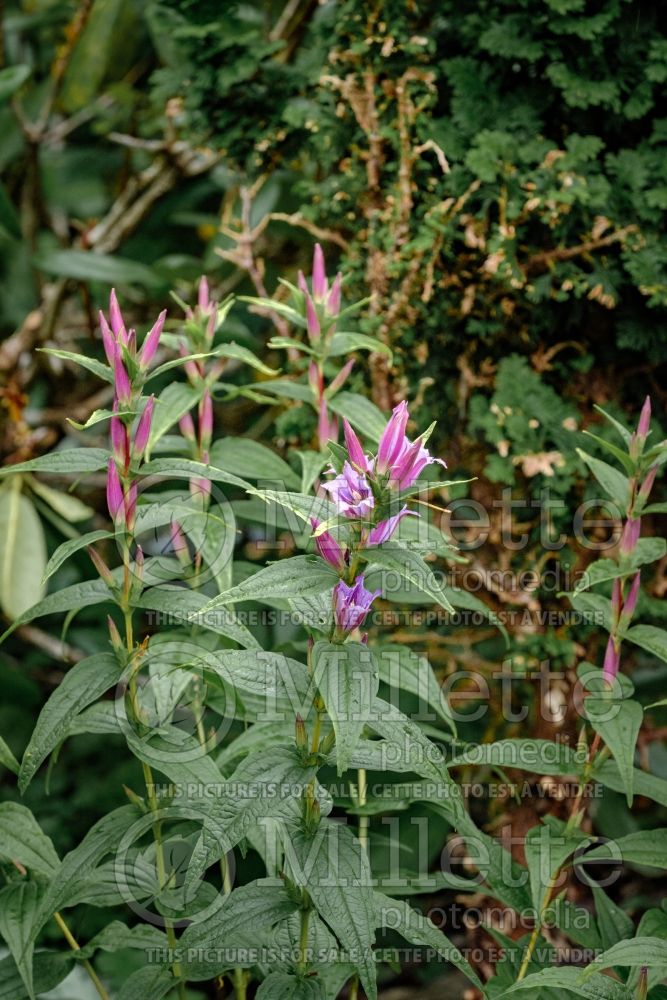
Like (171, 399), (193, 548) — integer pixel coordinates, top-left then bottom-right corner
(295, 714), (308, 750)
(107, 615), (124, 653)
(88, 546), (114, 587)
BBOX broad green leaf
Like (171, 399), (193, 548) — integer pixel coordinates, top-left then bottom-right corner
(0, 804), (60, 877)
(586, 695), (643, 805)
(455, 812), (532, 913)
(139, 456), (249, 491)
(582, 829), (667, 870)
(595, 759), (667, 807)
(135, 585), (259, 650)
(328, 391), (386, 441)
(210, 437), (300, 488)
(448, 738), (585, 776)
(180, 880), (299, 979)
(591, 885), (634, 950)
(76, 921), (168, 959)
(328, 332), (392, 360)
(195, 556), (338, 614)
(576, 449), (629, 509)
(253, 379), (312, 403)
(0, 578), (113, 644)
(0, 448), (109, 479)
(295, 450), (328, 493)
(19, 652), (120, 792)
(215, 341), (280, 375)
(495, 965), (633, 999)
(146, 382), (202, 457)
(313, 641), (379, 775)
(38, 348), (113, 384)
(366, 541), (454, 612)
(623, 623), (667, 664)
(582, 936), (667, 978)
(116, 966), (175, 1000)
(256, 973), (326, 999)
(373, 891), (482, 989)
(0, 882), (41, 999)
(569, 591), (613, 631)
(28, 478), (94, 522)
(573, 537), (667, 595)
(0, 736), (19, 774)
(0, 952), (72, 1000)
(0, 485), (46, 619)
(286, 823), (377, 1000)
(375, 643), (456, 733)
(0, 65), (30, 102)
(202, 648), (313, 718)
(32, 248), (164, 290)
(42, 529), (113, 584)
(249, 487), (339, 527)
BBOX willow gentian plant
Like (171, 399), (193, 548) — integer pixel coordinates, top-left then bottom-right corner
(1, 267), (666, 1000)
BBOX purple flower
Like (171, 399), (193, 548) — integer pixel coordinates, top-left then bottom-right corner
(109, 289), (126, 340)
(637, 395), (651, 439)
(312, 244), (327, 300)
(322, 461), (374, 518)
(112, 344), (132, 407)
(376, 401), (446, 487)
(367, 506), (417, 545)
(333, 575), (380, 635)
(327, 272), (342, 316)
(99, 312), (116, 365)
(342, 418), (372, 472)
(310, 518), (346, 572)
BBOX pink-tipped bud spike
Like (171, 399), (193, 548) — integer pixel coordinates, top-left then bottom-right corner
(126, 328), (136, 359)
(134, 544), (144, 582)
(133, 396), (155, 459)
(377, 400), (409, 474)
(308, 361), (323, 396)
(106, 459), (124, 523)
(179, 411), (196, 442)
(297, 270), (309, 296)
(87, 546), (114, 586)
(312, 244), (327, 300)
(611, 577), (622, 621)
(107, 615), (123, 653)
(329, 358), (355, 396)
(124, 482), (137, 532)
(199, 390), (213, 450)
(318, 396), (333, 446)
(343, 417), (367, 470)
(99, 311), (116, 365)
(638, 465), (657, 505)
(113, 345), (132, 406)
(109, 289), (124, 337)
(179, 341), (202, 382)
(305, 295), (321, 343)
(619, 517), (641, 556)
(326, 272), (342, 316)
(198, 275), (210, 311)
(138, 310), (166, 369)
(637, 395), (651, 438)
(110, 410), (130, 472)
(602, 635), (621, 683)
(621, 571), (641, 622)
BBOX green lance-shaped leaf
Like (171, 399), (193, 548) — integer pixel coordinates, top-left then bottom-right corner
(328, 332), (393, 361)
(0, 951), (73, 1000)
(0, 736), (19, 775)
(0, 882), (42, 999)
(623, 623), (667, 664)
(256, 973), (326, 999)
(494, 965), (634, 999)
(19, 652), (120, 792)
(375, 643), (456, 733)
(76, 921), (168, 960)
(138, 456), (250, 490)
(313, 641), (379, 776)
(585, 694), (643, 806)
(0, 578), (114, 644)
(39, 348), (113, 384)
(365, 541), (454, 612)
(32, 248), (164, 291)
(328, 391), (386, 441)
(524, 815), (592, 912)
(576, 449), (630, 510)
(572, 537), (667, 595)
(41, 529), (113, 584)
(195, 555), (338, 615)
(0, 803), (60, 877)
(581, 936), (667, 979)
(591, 885), (634, 951)
(286, 823), (377, 1000)
(116, 965), (175, 1000)
(582, 829), (667, 871)
(209, 437), (300, 489)
(0, 484), (47, 619)
(0, 448), (110, 479)
(373, 891), (483, 989)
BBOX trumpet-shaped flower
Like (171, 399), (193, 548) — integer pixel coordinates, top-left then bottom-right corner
(322, 461), (374, 518)
(333, 576), (380, 635)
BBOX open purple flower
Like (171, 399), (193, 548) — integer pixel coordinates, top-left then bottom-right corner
(333, 575), (380, 635)
(322, 461), (374, 518)
(367, 506), (417, 545)
(376, 401), (446, 487)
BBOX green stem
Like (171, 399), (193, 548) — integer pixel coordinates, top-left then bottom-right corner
(298, 901), (311, 974)
(357, 767), (369, 856)
(53, 911), (110, 1000)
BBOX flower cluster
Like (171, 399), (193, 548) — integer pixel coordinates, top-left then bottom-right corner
(313, 400), (446, 639)
(603, 396), (657, 682)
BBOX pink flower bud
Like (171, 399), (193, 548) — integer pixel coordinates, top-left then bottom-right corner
(328, 358), (354, 396)
(637, 395), (651, 439)
(327, 272), (342, 316)
(377, 401), (409, 474)
(602, 635), (620, 683)
(621, 572), (641, 624)
(133, 396), (155, 458)
(198, 275), (210, 311)
(199, 390), (213, 449)
(297, 270), (308, 296)
(99, 311), (116, 365)
(619, 517), (641, 556)
(318, 396), (335, 446)
(124, 482), (137, 532)
(126, 328), (136, 359)
(110, 410), (130, 472)
(638, 465), (657, 505)
(179, 411), (196, 442)
(343, 417), (369, 471)
(306, 296), (321, 343)
(109, 289), (125, 339)
(107, 615), (123, 653)
(112, 345), (132, 406)
(310, 518), (346, 573)
(179, 341), (202, 382)
(312, 244), (327, 300)
(87, 546), (114, 586)
(138, 310), (166, 369)
(106, 459), (124, 523)
(309, 361), (323, 397)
